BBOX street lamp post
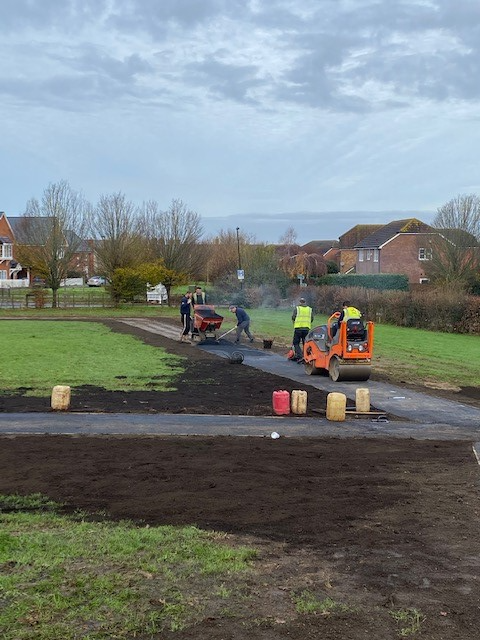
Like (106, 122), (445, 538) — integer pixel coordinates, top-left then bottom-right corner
(236, 227), (243, 289)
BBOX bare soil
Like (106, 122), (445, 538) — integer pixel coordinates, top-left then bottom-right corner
(1, 319), (479, 639)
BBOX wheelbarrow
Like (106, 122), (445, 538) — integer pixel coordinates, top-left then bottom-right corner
(192, 304), (224, 342)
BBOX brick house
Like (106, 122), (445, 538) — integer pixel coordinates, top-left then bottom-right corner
(324, 224), (384, 274)
(0, 212), (21, 282)
(354, 218), (439, 284)
(0, 212), (96, 284)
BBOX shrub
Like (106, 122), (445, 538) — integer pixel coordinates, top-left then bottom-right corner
(316, 273), (409, 291)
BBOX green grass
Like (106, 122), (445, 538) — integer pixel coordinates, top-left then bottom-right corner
(389, 608), (425, 636)
(238, 308), (479, 389)
(0, 320), (184, 395)
(0, 305), (478, 389)
(0, 495), (256, 639)
(372, 324), (479, 387)
(293, 591), (355, 616)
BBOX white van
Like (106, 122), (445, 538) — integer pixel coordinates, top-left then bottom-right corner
(146, 283), (168, 304)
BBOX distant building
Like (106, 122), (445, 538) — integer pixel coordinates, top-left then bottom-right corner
(0, 212), (20, 281)
(354, 218), (439, 284)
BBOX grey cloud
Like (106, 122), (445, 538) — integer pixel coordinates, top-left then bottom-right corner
(108, 0), (248, 37)
(0, 70), (151, 112)
(70, 49), (154, 83)
(272, 1), (480, 109)
(186, 58), (263, 104)
(0, 0), (107, 29)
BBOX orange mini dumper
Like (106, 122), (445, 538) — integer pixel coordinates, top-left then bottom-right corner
(303, 312), (374, 381)
(192, 304), (224, 342)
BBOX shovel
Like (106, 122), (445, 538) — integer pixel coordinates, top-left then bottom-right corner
(218, 326), (237, 340)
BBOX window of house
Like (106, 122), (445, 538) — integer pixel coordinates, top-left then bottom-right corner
(358, 249), (364, 262)
(0, 270), (7, 280)
(418, 247), (432, 261)
(0, 243), (12, 259)
(373, 248), (379, 262)
(366, 249), (372, 261)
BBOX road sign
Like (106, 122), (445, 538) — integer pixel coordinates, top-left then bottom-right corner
(237, 269), (245, 280)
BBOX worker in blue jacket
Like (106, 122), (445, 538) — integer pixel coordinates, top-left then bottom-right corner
(229, 305), (254, 344)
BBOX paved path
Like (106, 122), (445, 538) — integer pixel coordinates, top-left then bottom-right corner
(1, 318), (478, 441)
(119, 319), (480, 428)
(0, 412), (479, 441)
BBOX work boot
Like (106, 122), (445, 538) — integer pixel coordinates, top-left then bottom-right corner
(249, 337), (254, 343)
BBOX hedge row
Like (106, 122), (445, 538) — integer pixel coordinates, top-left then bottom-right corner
(315, 273), (409, 291)
(302, 285), (480, 335)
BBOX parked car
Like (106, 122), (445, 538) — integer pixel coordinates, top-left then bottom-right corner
(31, 276), (47, 287)
(87, 276), (107, 287)
(146, 283), (168, 304)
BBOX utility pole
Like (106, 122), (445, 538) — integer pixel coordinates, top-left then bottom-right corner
(236, 227), (243, 289)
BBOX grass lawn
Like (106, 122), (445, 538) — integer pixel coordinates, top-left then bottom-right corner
(0, 320), (184, 395)
(0, 306), (477, 390)
(0, 495), (255, 639)
(222, 307), (479, 389)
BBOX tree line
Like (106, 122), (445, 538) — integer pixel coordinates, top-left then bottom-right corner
(13, 181), (480, 308)
(13, 181), (329, 307)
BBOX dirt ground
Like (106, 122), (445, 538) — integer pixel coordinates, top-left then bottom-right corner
(1, 319), (480, 639)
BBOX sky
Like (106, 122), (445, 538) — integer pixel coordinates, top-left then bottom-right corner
(2, 0), (480, 244)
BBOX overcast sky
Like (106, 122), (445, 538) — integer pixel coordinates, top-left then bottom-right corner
(2, 0), (480, 243)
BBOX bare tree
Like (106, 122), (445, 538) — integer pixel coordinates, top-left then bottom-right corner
(90, 193), (141, 279)
(278, 226), (298, 246)
(138, 198), (204, 276)
(204, 229), (243, 282)
(434, 194), (480, 239)
(426, 194), (480, 289)
(15, 180), (90, 307)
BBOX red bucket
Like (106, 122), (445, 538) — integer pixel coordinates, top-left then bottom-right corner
(272, 390), (290, 415)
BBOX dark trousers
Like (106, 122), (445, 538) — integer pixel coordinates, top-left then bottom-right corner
(181, 314), (191, 336)
(235, 320), (253, 341)
(293, 328), (309, 359)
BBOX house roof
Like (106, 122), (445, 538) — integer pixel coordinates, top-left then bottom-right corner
(354, 218), (435, 249)
(8, 216), (91, 251)
(8, 216), (59, 246)
(339, 224), (384, 248)
(0, 236), (12, 243)
(300, 240), (339, 255)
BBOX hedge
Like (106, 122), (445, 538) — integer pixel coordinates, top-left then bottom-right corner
(315, 273), (409, 291)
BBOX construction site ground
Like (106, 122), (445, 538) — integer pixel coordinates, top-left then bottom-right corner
(1, 317), (480, 640)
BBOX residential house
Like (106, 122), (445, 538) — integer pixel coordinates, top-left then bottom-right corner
(300, 240), (339, 255)
(0, 212), (22, 282)
(324, 224), (383, 273)
(354, 218), (438, 284)
(6, 214), (95, 283)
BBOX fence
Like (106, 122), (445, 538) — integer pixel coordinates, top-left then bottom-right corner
(0, 287), (114, 309)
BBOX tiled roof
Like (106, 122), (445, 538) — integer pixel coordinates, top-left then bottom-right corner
(339, 224), (384, 248)
(301, 240), (339, 255)
(354, 218), (435, 249)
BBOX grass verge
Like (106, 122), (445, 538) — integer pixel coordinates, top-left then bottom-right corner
(0, 320), (184, 396)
